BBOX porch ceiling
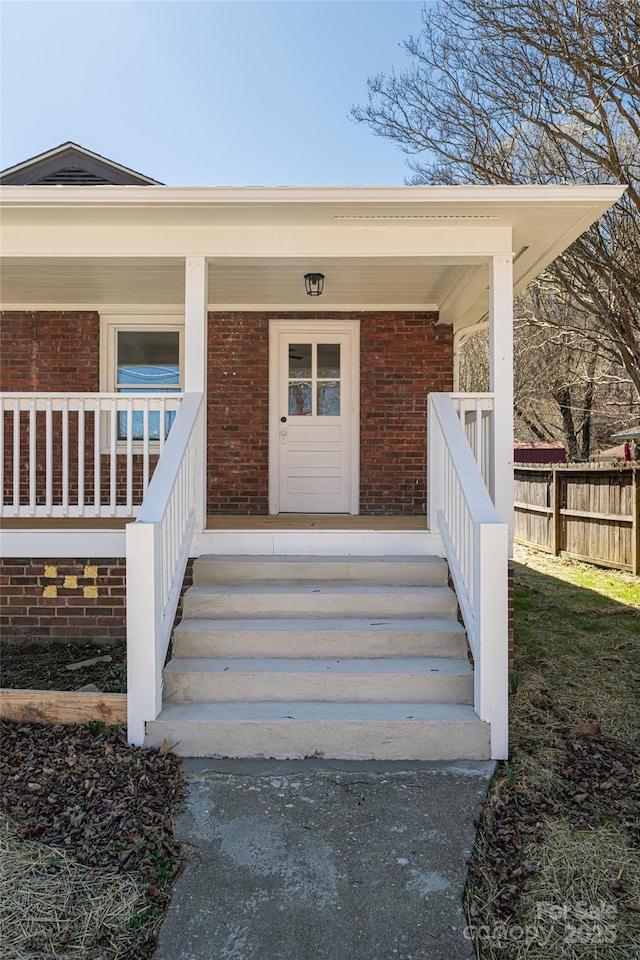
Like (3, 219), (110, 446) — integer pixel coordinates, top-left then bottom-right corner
(0, 183), (625, 328)
(0, 255), (475, 312)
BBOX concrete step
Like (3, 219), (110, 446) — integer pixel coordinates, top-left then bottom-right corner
(145, 700), (491, 761)
(162, 656), (474, 704)
(172, 616), (467, 659)
(182, 583), (457, 620)
(193, 554), (448, 586)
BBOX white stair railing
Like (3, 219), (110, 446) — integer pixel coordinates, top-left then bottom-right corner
(0, 392), (181, 518)
(125, 393), (204, 745)
(428, 392), (508, 759)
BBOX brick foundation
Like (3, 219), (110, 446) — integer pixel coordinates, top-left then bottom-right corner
(0, 558), (127, 641)
(0, 558), (194, 644)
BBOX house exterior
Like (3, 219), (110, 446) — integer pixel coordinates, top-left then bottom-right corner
(0, 143), (624, 760)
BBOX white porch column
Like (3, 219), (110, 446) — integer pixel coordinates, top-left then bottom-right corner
(184, 256), (208, 532)
(489, 255), (514, 553)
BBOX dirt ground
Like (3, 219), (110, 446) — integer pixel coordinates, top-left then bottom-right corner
(0, 639), (127, 692)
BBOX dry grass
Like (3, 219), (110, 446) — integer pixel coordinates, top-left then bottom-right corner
(0, 812), (151, 960)
(517, 819), (640, 960)
(465, 546), (640, 960)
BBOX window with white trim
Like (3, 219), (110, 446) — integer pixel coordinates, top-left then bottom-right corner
(101, 317), (184, 445)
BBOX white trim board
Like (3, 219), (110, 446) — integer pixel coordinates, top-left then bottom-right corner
(2, 528), (443, 559)
(0, 529), (126, 558)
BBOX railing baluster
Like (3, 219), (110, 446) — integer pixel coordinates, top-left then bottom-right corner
(78, 401), (85, 512)
(476, 400), (483, 482)
(142, 398), (150, 495)
(45, 399), (53, 512)
(62, 399), (69, 513)
(109, 400), (117, 515)
(159, 398), (166, 455)
(29, 399), (36, 514)
(93, 398), (101, 514)
(126, 400), (133, 516)
(12, 402), (20, 513)
(0, 398), (4, 510)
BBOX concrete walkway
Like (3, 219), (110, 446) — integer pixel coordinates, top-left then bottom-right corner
(154, 760), (493, 960)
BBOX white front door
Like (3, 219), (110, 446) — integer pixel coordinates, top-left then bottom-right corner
(269, 321), (359, 514)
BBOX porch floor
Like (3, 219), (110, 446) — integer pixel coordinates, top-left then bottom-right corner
(0, 514), (427, 531)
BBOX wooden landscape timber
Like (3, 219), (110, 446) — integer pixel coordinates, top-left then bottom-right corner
(0, 689), (127, 726)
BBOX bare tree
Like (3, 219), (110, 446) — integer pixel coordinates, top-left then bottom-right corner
(353, 0), (640, 399)
(459, 289), (637, 458)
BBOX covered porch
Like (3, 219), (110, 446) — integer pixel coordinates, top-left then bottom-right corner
(0, 182), (623, 758)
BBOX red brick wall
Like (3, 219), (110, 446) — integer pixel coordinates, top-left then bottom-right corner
(360, 311), (451, 513)
(2, 309), (454, 515)
(207, 312), (270, 513)
(0, 559), (126, 641)
(206, 310), (452, 515)
(0, 311), (99, 391)
(0, 558), (194, 643)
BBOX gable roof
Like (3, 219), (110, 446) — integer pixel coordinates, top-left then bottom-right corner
(0, 141), (162, 186)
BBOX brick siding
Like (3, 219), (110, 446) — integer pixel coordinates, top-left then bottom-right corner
(207, 311), (452, 515)
(360, 311), (451, 514)
(0, 311), (100, 392)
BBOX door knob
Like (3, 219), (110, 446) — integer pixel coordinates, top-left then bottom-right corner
(281, 416), (287, 423)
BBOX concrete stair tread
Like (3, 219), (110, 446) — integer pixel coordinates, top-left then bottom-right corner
(196, 554), (445, 565)
(164, 656), (472, 677)
(174, 616), (465, 634)
(186, 583), (454, 597)
(194, 554), (447, 585)
(152, 700), (483, 724)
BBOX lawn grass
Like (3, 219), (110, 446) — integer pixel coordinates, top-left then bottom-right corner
(465, 545), (640, 959)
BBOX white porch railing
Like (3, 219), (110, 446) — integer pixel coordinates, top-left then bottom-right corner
(450, 392), (495, 495)
(125, 393), (204, 745)
(428, 392), (508, 759)
(0, 393), (182, 518)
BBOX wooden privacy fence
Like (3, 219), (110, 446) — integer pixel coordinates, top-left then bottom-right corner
(514, 464), (640, 574)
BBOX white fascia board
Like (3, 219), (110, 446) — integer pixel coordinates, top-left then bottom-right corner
(0, 183), (626, 208)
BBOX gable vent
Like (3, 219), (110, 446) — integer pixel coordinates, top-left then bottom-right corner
(32, 165), (115, 186)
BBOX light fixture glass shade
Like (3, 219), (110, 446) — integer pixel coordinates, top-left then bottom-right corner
(304, 273), (325, 296)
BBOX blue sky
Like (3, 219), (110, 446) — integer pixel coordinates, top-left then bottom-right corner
(1, 1), (427, 185)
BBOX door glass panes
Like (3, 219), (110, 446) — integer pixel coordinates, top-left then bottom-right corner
(289, 382), (312, 416)
(316, 343), (340, 416)
(288, 344), (312, 378)
(286, 340), (341, 417)
(317, 381), (340, 416)
(116, 330), (180, 439)
(317, 343), (340, 378)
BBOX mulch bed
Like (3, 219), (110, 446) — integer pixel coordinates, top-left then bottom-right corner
(0, 720), (184, 959)
(0, 641), (127, 692)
